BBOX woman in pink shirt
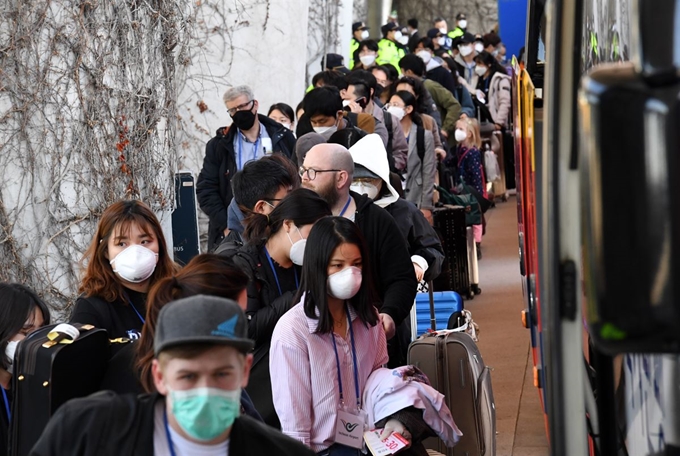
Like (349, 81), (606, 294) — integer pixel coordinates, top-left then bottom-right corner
(271, 216), (406, 455)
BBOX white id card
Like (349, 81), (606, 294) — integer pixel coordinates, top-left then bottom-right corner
(261, 137), (273, 154)
(335, 408), (365, 449)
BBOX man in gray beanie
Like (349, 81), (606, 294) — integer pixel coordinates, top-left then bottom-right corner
(30, 296), (315, 456)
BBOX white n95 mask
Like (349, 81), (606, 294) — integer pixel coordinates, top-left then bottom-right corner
(359, 54), (376, 67)
(416, 50), (432, 64)
(287, 226), (307, 266)
(110, 244), (158, 283)
(5, 340), (19, 374)
(327, 267), (363, 300)
(350, 182), (380, 200)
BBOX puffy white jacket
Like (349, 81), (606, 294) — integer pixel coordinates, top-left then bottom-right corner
(488, 71), (512, 128)
(362, 366), (463, 447)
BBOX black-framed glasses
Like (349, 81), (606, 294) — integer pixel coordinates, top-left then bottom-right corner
(227, 100), (255, 117)
(298, 166), (341, 180)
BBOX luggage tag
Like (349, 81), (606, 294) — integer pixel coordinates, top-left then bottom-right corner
(334, 404), (367, 449)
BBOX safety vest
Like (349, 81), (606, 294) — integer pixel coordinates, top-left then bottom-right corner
(448, 27), (464, 40)
(349, 38), (360, 69)
(377, 39), (406, 70)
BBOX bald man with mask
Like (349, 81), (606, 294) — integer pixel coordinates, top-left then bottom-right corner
(300, 143), (417, 366)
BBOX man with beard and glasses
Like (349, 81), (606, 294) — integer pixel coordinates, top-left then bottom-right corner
(300, 143), (417, 367)
(197, 85), (297, 251)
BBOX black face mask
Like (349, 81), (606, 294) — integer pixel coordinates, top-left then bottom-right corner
(231, 110), (256, 131)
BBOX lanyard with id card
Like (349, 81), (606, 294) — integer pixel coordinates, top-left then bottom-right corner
(331, 303), (366, 449)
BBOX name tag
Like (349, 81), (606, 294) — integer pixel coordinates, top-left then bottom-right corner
(261, 138), (273, 154)
(335, 408), (365, 449)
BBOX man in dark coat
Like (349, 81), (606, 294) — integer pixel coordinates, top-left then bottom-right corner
(196, 85), (296, 251)
(30, 296), (315, 456)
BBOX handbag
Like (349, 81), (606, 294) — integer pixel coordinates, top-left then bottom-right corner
(435, 185), (482, 226)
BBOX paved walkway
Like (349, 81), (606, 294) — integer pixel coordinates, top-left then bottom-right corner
(465, 196), (550, 456)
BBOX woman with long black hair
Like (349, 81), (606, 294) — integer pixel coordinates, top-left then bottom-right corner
(0, 283), (50, 453)
(474, 51), (512, 130)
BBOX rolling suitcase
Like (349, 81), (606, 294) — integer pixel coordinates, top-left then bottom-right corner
(411, 288), (464, 340)
(9, 323), (111, 456)
(467, 227), (481, 296)
(432, 206), (472, 298)
(408, 291), (496, 456)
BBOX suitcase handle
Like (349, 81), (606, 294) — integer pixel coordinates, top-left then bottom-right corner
(43, 324), (81, 348)
(427, 281), (436, 331)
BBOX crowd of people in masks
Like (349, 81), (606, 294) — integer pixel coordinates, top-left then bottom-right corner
(0, 11), (515, 456)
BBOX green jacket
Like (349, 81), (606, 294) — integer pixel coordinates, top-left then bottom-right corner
(377, 38), (406, 69)
(349, 38), (360, 69)
(423, 79), (461, 137)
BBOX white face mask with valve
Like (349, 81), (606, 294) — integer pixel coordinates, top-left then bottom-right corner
(286, 226), (307, 266)
(327, 266), (363, 300)
(110, 244), (158, 283)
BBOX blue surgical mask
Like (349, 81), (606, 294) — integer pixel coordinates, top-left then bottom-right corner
(169, 387), (241, 441)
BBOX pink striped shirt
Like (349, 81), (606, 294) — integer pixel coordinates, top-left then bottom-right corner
(270, 296), (388, 452)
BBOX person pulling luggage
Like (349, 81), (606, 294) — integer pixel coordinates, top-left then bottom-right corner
(30, 295), (315, 456)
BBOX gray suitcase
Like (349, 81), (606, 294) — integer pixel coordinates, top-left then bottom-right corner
(408, 330), (496, 455)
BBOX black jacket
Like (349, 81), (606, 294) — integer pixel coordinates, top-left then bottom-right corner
(70, 290), (147, 355)
(29, 392), (313, 456)
(352, 191), (418, 325)
(230, 244), (298, 429)
(426, 66), (459, 98)
(385, 198), (444, 282)
(196, 115), (296, 250)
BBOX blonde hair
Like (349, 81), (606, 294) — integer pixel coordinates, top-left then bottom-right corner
(458, 117), (482, 149)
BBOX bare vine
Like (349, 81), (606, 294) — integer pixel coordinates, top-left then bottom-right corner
(0, 0), (194, 313)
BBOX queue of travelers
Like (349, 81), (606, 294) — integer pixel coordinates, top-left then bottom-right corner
(1, 10), (512, 456)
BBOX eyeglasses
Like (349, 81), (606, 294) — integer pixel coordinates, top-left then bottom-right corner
(298, 166), (340, 180)
(227, 100), (255, 117)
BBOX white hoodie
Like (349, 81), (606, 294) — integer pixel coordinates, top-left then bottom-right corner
(348, 134), (400, 208)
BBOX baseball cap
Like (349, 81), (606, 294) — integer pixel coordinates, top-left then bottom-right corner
(324, 53), (345, 70)
(352, 22), (369, 32)
(427, 28), (443, 39)
(354, 164), (380, 179)
(381, 22), (399, 35)
(154, 295), (254, 356)
(459, 32), (475, 44)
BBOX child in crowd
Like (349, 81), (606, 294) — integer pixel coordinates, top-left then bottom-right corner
(71, 200), (175, 354)
(454, 117), (486, 254)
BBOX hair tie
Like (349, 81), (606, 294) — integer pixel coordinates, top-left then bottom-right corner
(172, 276), (181, 289)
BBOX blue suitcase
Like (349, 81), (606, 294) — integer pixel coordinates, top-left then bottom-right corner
(411, 289), (464, 339)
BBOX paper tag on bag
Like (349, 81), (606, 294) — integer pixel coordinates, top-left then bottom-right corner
(363, 429), (409, 455)
(334, 409), (365, 449)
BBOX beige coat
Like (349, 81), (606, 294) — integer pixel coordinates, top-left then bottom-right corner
(488, 71), (512, 128)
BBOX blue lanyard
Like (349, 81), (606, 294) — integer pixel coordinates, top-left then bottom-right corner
(237, 133), (261, 170)
(163, 408), (178, 456)
(330, 303), (361, 409)
(264, 247), (298, 296)
(339, 197), (352, 217)
(127, 298), (145, 324)
(1, 388), (10, 421)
